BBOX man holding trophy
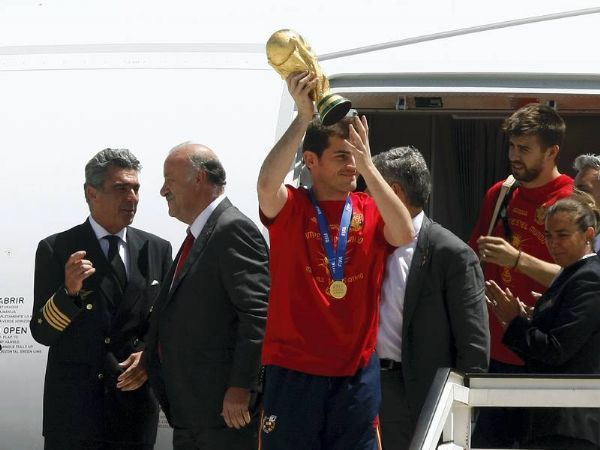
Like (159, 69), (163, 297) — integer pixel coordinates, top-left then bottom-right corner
(257, 30), (415, 450)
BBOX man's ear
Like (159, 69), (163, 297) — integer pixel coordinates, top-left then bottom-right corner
(546, 144), (560, 162)
(304, 151), (318, 170)
(86, 185), (98, 202)
(586, 226), (596, 242)
(194, 167), (208, 187)
(390, 182), (407, 203)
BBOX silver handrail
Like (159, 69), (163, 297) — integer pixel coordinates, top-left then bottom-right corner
(412, 369), (600, 450)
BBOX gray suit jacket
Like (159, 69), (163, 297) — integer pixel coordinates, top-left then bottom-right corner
(145, 198), (270, 431)
(401, 215), (490, 421)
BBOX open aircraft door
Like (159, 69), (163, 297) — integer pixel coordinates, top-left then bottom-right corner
(284, 6), (600, 240)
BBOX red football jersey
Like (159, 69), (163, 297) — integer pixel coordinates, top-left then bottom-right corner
(470, 174), (573, 365)
(261, 186), (393, 376)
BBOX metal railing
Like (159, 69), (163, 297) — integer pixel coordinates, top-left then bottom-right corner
(411, 368), (600, 449)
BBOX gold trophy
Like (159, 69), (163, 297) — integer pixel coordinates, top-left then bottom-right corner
(266, 29), (352, 126)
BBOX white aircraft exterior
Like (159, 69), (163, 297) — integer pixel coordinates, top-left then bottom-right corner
(1, 2), (599, 448)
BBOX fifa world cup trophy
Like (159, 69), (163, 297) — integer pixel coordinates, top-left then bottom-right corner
(266, 29), (352, 125)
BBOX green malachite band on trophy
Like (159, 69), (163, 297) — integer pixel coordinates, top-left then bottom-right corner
(318, 93), (340, 111)
(318, 94), (352, 126)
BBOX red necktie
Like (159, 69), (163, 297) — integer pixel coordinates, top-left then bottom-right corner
(160, 231), (195, 362)
(174, 230), (195, 280)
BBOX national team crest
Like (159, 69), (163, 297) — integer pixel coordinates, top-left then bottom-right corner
(535, 206), (546, 225)
(262, 414), (277, 433)
(350, 213), (364, 231)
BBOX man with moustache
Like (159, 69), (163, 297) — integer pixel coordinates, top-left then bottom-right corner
(31, 148), (173, 450)
(470, 104), (573, 447)
(145, 142), (269, 450)
(256, 72), (414, 450)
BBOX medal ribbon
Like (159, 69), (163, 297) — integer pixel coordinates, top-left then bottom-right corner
(308, 189), (353, 282)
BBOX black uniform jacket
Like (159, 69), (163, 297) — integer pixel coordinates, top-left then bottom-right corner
(30, 219), (172, 444)
(504, 254), (600, 446)
(401, 216), (490, 422)
(145, 197), (270, 431)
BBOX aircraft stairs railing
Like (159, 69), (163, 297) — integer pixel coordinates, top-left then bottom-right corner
(410, 368), (600, 450)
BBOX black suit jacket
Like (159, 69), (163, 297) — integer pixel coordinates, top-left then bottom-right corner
(145, 198), (270, 431)
(400, 216), (489, 421)
(504, 255), (600, 446)
(31, 219), (172, 444)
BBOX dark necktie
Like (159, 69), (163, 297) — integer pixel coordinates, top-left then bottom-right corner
(174, 230), (195, 280)
(104, 235), (127, 291)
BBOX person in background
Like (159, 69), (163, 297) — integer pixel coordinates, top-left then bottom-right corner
(488, 192), (600, 450)
(482, 153), (600, 299)
(574, 153), (600, 252)
(373, 146), (489, 450)
(470, 103), (573, 448)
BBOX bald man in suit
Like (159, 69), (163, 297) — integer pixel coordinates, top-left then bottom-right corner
(145, 143), (269, 450)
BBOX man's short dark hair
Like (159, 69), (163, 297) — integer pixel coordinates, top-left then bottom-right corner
(502, 103), (566, 148)
(189, 153), (227, 187)
(372, 146), (431, 209)
(302, 116), (350, 157)
(170, 141), (227, 188)
(84, 148), (141, 202)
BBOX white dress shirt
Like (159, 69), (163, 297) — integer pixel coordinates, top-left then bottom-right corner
(88, 215), (130, 278)
(376, 211), (425, 362)
(188, 194), (226, 239)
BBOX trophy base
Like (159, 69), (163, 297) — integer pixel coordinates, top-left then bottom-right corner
(317, 94), (352, 126)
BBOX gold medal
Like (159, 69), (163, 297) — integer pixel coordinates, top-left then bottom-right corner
(329, 280), (347, 299)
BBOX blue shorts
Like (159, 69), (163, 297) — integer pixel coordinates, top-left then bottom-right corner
(260, 353), (381, 450)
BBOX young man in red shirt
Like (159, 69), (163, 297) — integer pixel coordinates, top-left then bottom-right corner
(257, 72), (414, 450)
(470, 103), (573, 447)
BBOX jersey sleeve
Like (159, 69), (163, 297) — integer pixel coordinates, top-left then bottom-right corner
(259, 185), (300, 230)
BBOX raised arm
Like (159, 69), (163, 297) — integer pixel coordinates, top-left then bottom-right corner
(346, 117), (414, 246)
(257, 71), (317, 219)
